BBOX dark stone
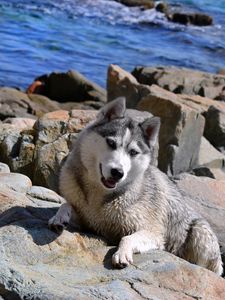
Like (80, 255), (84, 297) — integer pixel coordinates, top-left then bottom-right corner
(170, 12), (213, 26)
(31, 70), (106, 103)
(191, 167), (215, 179)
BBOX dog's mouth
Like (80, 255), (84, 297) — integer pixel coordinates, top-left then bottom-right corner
(100, 164), (117, 189)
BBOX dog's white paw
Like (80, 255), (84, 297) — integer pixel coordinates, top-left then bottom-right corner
(48, 203), (72, 233)
(112, 247), (133, 268)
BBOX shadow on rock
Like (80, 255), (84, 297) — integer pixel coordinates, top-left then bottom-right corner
(0, 205), (61, 246)
(103, 247), (117, 270)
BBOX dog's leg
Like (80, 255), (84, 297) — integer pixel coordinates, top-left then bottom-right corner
(48, 203), (75, 233)
(112, 230), (164, 268)
(181, 219), (223, 276)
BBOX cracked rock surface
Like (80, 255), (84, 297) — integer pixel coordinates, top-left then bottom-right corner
(0, 164), (225, 299)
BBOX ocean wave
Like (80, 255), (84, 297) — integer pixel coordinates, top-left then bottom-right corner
(2, 0), (222, 33)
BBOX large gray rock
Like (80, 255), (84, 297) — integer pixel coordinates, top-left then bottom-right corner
(0, 87), (60, 121)
(132, 66), (225, 100)
(33, 110), (97, 191)
(138, 85), (205, 175)
(0, 110), (97, 191)
(0, 170), (225, 299)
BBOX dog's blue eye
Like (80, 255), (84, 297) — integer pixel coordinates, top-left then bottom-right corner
(106, 138), (117, 150)
(129, 149), (139, 157)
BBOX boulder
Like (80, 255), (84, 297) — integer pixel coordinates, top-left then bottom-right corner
(0, 170), (225, 299)
(107, 64), (151, 108)
(0, 109), (97, 191)
(0, 87), (61, 121)
(0, 124), (35, 179)
(33, 110), (96, 191)
(137, 85), (205, 175)
(132, 66), (225, 100)
(30, 70), (106, 103)
(174, 173), (225, 258)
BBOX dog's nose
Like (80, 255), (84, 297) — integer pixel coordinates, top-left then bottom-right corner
(111, 168), (124, 181)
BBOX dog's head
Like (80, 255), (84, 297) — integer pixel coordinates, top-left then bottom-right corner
(80, 97), (160, 191)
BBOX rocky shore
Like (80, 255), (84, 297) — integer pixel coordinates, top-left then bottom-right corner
(1, 64), (225, 298)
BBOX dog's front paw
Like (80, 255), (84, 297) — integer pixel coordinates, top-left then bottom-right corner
(48, 215), (68, 233)
(112, 247), (133, 269)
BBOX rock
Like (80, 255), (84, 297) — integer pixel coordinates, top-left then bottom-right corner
(132, 66), (225, 100)
(0, 173), (32, 193)
(116, 0), (154, 9)
(169, 12), (213, 26)
(107, 64), (151, 108)
(197, 137), (225, 170)
(174, 173), (225, 258)
(33, 110), (97, 191)
(59, 100), (104, 111)
(0, 109), (97, 191)
(108, 65), (225, 170)
(0, 87), (37, 120)
(0, 163), (10, 173)
(0, 87), (61, 121)
(0, 177), (225, 299)
(137, 85), (205, 175)
(155, 2), (168, 14)
(0, 124), (35, 179)
(3, 117), (35, 129)
(30, 70), (106, 103)
(27, 186), (65, 203)
(204, 105), (225, 153)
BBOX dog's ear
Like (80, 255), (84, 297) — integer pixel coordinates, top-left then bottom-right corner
(140, 117), (160, 147)
(96, 97), (126, 122)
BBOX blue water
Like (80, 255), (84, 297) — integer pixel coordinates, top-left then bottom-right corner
(0, 0), (225, 90)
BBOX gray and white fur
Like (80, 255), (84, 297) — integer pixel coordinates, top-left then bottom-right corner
(49, 97), (223, 275)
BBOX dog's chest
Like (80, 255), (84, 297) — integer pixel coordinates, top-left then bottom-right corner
(78, 193), (148, 242)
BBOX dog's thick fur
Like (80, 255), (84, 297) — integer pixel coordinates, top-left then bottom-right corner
(49, 97), (223, 275)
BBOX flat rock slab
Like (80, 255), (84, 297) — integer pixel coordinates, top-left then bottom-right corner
(0, 173), (225, 299)
(0, 173), (32, 193)
(27, 186), (65, 203)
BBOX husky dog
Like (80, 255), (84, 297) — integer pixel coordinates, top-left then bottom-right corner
(49, 97), (223, 275)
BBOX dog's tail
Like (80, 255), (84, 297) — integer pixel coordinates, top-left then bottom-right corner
(181, 218), (223, 276)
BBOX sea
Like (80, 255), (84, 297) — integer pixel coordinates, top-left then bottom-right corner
(0, 0), (225, 90)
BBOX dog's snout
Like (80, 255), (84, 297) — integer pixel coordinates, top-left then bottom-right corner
(111, 168), (124, 181)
